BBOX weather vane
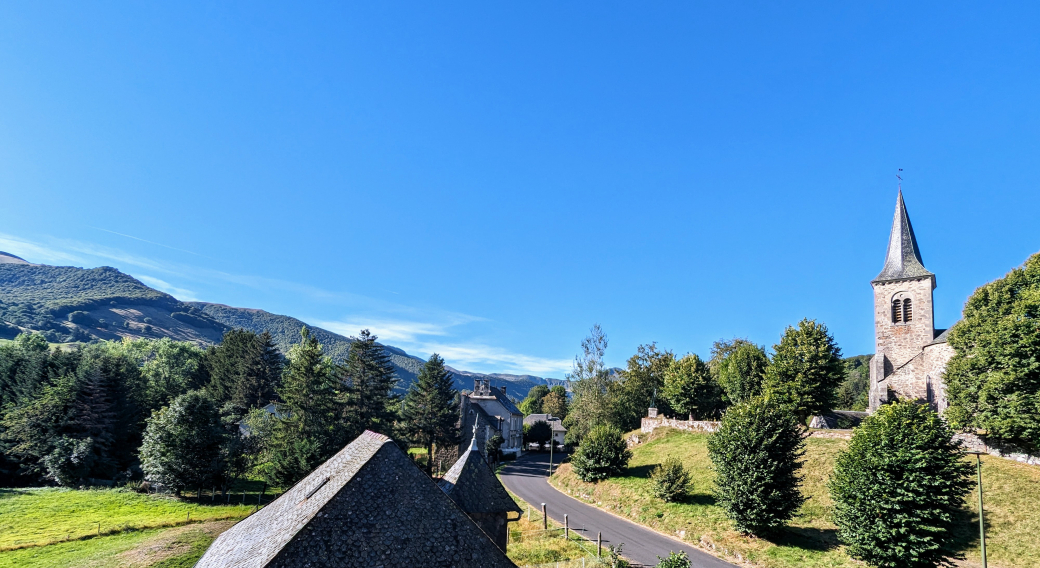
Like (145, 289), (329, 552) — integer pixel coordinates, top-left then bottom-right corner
(896, 168), (904, 189)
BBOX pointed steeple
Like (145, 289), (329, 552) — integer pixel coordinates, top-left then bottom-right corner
(873, 190), (934, 284)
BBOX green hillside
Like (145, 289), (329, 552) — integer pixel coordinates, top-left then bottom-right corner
(191, 302), (426, 387)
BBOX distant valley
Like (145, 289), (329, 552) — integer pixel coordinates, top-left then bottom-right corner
(0, 251), (561, 394)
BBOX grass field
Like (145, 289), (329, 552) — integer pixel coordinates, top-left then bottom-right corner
(0, 521), (234, 568)
(0, 488), (255, 550)
(550, 427), (1040, 568)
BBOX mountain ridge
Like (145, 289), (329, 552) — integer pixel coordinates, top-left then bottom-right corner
(0, 260), (558, 394)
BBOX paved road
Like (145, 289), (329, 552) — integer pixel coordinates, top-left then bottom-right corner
(500, 453), (733, 568)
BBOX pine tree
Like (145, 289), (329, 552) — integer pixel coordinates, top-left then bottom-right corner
(339, 329), (398, 440)
(400, 354), (459, 475)
(267, 327), (339, 486)
(70, 362), (117, 476)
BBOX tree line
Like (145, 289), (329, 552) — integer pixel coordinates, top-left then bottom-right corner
(0, 327), (460, 492)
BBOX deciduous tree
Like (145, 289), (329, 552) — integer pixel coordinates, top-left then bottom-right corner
(139, 390), (227, 494)
(707, 395), (805, 535)
(662, 354), (720, 420)
(944, 252), (1040, 453)
(563, 325), (619, 443)
(571, 424), (631, 482)
(764, 319), (844, 423)
(830, 401), (973, 568)
(716, 342), (769, 404)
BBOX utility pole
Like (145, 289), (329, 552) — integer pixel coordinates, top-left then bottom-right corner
(968, 451), (987, 568)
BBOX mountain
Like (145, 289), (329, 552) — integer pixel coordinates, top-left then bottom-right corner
(0, 258), (559, 395)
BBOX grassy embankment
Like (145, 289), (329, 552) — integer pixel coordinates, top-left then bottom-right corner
(507, 493), (608, 567)
(549, 427), (1040, 568)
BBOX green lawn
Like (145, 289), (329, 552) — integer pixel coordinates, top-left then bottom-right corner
(0, 488), (254, 550)
(0, 521), (234, 568)
(550, 427), (1039, 568)
(506, 493), (608, 567)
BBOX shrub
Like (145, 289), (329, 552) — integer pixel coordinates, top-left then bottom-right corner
(830, 401), (973, 568)
(655, 551), (690, 568)
(650, 457), (692, 502)
(571, 425), (631, 482)
(43, 436), (95, 487)
(707, 395), (805, 535)
(66, 311), (94, 325)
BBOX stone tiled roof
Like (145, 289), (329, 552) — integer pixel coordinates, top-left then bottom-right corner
(925, 328), (951, 346)
(873, 190), (934, 284)
(196, 430), (517, 568)
(439, 445), (522, 516)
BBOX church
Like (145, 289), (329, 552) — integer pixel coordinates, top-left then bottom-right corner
(868, 191), (956, 412)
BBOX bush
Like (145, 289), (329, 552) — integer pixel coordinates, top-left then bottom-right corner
(707, 395), (805, 535)
(830, 401), (973, 568)
(571, 425), (631, 482)
(66, 311), (94, 325)
(655, 551), (690, 568)
(650, 457), (692, 502)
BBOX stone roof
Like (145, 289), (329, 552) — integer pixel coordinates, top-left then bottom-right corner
(925, 328), (951, 346)
(873, 190), (934, 285)
(439, 441), (522, 516)
(195, 430), (517, 568)
(522, 414), (567, 432)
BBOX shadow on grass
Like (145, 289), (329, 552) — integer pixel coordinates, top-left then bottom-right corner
(948, 505), (981, 557)
(0, 487), (29, 500)
(624, 464), (659, 479)
(769, 526), (840, 552)
(681, 492), (716, 507)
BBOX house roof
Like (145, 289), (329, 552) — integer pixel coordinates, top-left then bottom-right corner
(522, 414), (567, 432)
(490, 387), (522, 416)
(873, 190), (934, 285)
(195, 430), (517, 568)
(439, 441), (522, 516)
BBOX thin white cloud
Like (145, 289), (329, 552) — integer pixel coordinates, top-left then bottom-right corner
(136, 275), (199, 302)
(0, 231), (567, 376)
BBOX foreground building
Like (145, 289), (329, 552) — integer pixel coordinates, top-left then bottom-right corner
(195, 430), (517, 568)
(868, 191), (955, 412)
(439, 433), (522, 551)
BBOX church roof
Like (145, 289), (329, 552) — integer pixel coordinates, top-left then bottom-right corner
(439, 438), (522, 516)
(873, 190), (934, 285)
(195, 430), (516, 568)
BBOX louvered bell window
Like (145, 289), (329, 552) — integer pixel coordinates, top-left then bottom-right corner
(892, 299), (902, 323)
(903, 298), (913, 322)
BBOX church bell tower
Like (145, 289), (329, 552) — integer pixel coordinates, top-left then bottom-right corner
(868, 190), (937, 410)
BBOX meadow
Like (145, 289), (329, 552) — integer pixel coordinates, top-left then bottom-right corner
(550, 427), (1040, 568)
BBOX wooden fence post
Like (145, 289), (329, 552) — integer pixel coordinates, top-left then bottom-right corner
(564, 514), (568, 539)
(541, 503), (547, 530)
(597, 532), (602, 557)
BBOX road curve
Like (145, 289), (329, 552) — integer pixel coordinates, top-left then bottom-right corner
(500, 453), (734, 568)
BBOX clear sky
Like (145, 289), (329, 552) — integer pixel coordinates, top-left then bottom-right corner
(1, 3), (1038, 377)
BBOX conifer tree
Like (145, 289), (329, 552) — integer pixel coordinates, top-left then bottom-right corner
(267, 327), (339, 486)
(339, 329), (398, 440)
(764, 319), (844, 422)
(400, 354), (459, 475)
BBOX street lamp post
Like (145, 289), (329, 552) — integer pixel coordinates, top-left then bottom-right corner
(967, 451), (987, 568)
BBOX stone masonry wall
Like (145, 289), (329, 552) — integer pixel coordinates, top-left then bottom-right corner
(873, 278), (935, 369)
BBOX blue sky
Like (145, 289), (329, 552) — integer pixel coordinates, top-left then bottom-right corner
(2, 3), (1039, 377)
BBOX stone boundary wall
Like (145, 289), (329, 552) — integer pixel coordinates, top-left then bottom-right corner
(954, 433), (1040, 466)
(640, 417), (720, 434)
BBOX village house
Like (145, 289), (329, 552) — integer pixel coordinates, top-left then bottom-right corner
(459, 379), (524, 457)
(522, 413), (567, 448)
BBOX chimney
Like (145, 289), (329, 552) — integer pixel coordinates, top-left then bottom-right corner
(501, 385), (506, 396)
(474, 378), (480, 394)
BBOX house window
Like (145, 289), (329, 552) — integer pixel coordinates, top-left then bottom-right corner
(903, 298), (913, 322)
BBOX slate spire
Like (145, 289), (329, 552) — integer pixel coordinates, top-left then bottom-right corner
(873, 190), (934, 284)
